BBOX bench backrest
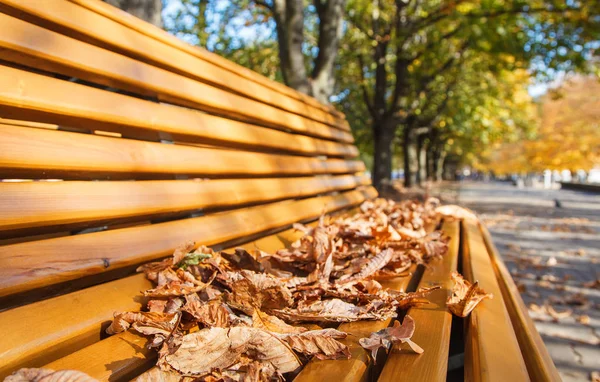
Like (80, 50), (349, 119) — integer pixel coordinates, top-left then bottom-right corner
(0, 0), (374, 308)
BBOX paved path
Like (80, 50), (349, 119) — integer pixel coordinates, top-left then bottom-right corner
(453, 182), (600, 382)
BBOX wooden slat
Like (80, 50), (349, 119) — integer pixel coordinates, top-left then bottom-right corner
(461, 220), (530, 382)
(0, 0), (348, 131)
(0, 222), (316, 379)
(0, 274), (151, 379)
(0, 175), (370, 234)
(0, 66), (358, 158)
(480, 224), (561, 381)
(0, 13), (353, 144)
(0, 124), (364, 179)
(68, 0), (345, 120)
(294, 272), (418, 382)
(0, 187), (377, 298)
(378, 220), (460, 382)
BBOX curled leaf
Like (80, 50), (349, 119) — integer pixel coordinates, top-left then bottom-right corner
(106, 311), (178, 335)
(358, 315), (423, 360)
(277, 329), (351, 360)
(447, 272), (493, 317)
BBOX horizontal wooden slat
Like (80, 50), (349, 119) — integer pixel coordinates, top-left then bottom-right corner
(480, 224), (561, 381)
(0, 66), (358, 158)
(462, 220), (530, 382)
(0, 175), (370, 234)
(0, 221), (317, 379)
(45, 330), (154, 382)
(295, 273), (417, 382)
(69, 0), (345, 120)
(0, 124), (364, 179)
(0, 13), (354, 144)
(0, 187), (377, 298)
(0, 0), (348, 131)
(378, 220), (460, 382)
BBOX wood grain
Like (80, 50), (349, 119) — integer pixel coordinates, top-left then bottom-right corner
(378, 220), (460, 382)
(462, 220), (530, 382)
(0, 66), (357, 158)
(0, 222), (316, 379)
(480, 224), (561, 382)
(0, 124), (364, 179)
(0, 13), (353, 143)
(0, 174), (369, 233)
(294, 272), (418, 382)
(0, 0), (348, 131)
(68, 0), (344, 119)
(0, 187), (376, 298)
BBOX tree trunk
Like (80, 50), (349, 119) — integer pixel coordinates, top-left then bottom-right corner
(372, 120), (395, 191)
(271, 0), (345, 103)
(426, 146), (435, 181)
(272, 0), (310, 94)
(436, 149), (447, 181)
(416, 134), (427, 186)
(103, 0), (163, 27)
(403, 127), (418, 188)
(311, 0), (345, 103)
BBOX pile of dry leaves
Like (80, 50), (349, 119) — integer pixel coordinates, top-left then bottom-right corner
(7, 199), (492, 382)
(104, 198), (453, 381)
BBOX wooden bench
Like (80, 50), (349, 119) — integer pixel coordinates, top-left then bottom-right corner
(0, 1), (560, 381)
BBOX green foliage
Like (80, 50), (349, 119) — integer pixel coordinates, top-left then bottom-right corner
(163, 0), (600, 175)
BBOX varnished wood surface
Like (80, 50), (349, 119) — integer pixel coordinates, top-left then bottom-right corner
(0, 124), (364, 180)
(480, 224), (561, 382)
(0, 223), (314, 379)
(0, 274), (151, 379)
(294, 271), (418, 382)
(0, 187), (376, 298)
(462, 220), (530, 382)
(0, 66), (357, 158)
(0, 13), (353, 143)
(68, 0), (344, 119)
(0, 0), (348, 131)
(378, 220), (460, 382)
(0, 175), (369, 233)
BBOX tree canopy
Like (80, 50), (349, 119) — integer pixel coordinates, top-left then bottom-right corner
(157, 0), (600, 187)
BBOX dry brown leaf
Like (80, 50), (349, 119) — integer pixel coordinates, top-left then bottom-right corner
(182, 297), (231, 328)
(447, 272), (493, 317)
(224, 270), (293, 313)
(172, 241), (196, 266)
(106, 311), (178, 335)
(274, 298), (392, 323)
(337, 248), (394, 284)
(5, 368), (98, 382)
(252, 309), (306, 334)
(277, 329), (351, 360)
(358, 315), (423, 360)
(161, 327), (301, 375)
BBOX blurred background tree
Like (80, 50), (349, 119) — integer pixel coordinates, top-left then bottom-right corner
(106, 0), (600, 190)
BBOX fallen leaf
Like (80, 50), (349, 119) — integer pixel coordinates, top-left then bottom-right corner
(359, 315), (423, 360)
(447, 272), (493, 317)
(106, 311), (178, 336)
(161, 327), (301, 375)
(252, 309), (306, 334)
(277, 329), (351, 360)
(5, 368), (98, 382)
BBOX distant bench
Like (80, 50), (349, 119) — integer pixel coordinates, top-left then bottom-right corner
(560, 182), (600, 193)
